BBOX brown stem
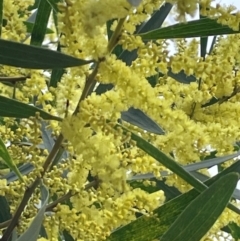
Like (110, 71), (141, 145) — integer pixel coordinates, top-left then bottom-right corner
(189, 78), (202, 119)
(107, 17), (126, 53)
(73, 62), (100, 116)
(45, 191), (72, 212)
(45, 180), (97, 212)
(189, 102), (197, 119)
(42, 134), (64, 174)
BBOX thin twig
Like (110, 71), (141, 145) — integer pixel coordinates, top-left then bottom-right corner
(45, 180), (97, 212)
(107, 17), (126, 53)
(218, 87), (240, 104)
(42, 134), (64, 174)
(45, 191), (72, 212)
(73, 62), (100, 115)
(189, 77), (202, 119)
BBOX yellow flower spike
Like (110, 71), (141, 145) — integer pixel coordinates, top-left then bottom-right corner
(0, 136), (24, 183)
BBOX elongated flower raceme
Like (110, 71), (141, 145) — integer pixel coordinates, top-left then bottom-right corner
(0, 1), (240, 241)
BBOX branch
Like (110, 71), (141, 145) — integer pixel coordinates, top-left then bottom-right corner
(73, 61), (100, 116)
(107, 17), (126, 53)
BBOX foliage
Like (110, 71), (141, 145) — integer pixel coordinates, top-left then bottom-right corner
(0, 0), (240, 241)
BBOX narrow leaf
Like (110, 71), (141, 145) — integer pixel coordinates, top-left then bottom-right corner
(137, 3), (172, 33)
(95, 3), (172, 95)
(129, 171), (169, 180)
(5, 163), (34, 183)
(0, 96), (62, 121)
(126, 128), (240, 210)
(0, 39), (91, 69)
(49, 68), (65, 88)
(107, 19), (114, 40)
(30, 0), (52, 46)
(167, 68), (196, 84)
(39, 225), (48, 239)
(130, 151), (240, 202)
(228, 222), (240, 240)
(117, 3), (171, 65)
(46, 0), (61, 13)
(121, 107), (165, 135)
(17, 183), (49, 241)
(183, 152), (240, 172)
(24, 21), (54, 34)
(147, 73), (158, 87)
(0, 196), (11, 223)
(138, 17), (240, 40)
(201, 96), (219, 107)
(147, 67), (196, 87)
(200, 36), (208, 58)
(107, 188), (198, 241)
(199, 14), (208, 58)
(95, 83), (114, 95)
(49, 42), (65, 87)
(63, 230), (74, 241)
(209, 35), (217, 54)
(120, 124), (207, 192)
(106, 19), (123, 56)
(130, 178), (181, 201)
(0, 136), (24, 182)
(160, 173), (238, 241)
(108, 160), (240, 241)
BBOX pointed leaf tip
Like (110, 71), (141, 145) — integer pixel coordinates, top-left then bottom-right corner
(0, 39), (91, 69)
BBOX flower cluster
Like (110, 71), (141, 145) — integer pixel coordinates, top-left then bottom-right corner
(1, 0), (240, 241)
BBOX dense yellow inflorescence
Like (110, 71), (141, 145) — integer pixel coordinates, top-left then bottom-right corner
(0, 0), (240, 241)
